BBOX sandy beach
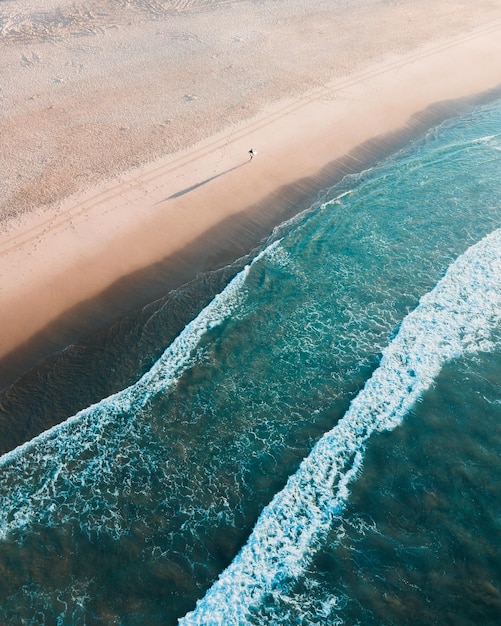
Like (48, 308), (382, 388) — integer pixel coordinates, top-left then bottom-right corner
(1, 0), (501, 389)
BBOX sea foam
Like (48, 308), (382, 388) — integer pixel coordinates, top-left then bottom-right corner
(0, 242), (280, 541)
(180, 227), (501, 624)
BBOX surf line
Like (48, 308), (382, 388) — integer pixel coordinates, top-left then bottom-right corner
(0, 241), (282, 541)
(181, 227), (501, 624)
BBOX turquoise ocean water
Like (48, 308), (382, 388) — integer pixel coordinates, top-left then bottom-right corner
(0, 98), (500, 624)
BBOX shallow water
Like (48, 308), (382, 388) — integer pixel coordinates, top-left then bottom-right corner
(0, 98), (500, 624)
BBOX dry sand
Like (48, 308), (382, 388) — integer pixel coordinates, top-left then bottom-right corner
(1, 0), (501, 387)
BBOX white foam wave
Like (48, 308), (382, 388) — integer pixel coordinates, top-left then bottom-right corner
(180, 228), (501, 624)
(0, 242), (281, 540)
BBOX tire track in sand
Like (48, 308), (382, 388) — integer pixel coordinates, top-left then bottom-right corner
(1, 19), (500, 259)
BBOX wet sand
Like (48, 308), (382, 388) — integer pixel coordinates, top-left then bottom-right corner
(1, 0), (501, 389)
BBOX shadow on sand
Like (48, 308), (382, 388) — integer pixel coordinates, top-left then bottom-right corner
(162, 162), (247, 201)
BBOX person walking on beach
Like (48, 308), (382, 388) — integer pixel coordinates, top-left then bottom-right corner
(248, 148), (256, 161)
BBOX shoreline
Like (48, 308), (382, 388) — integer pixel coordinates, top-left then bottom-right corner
(2, 90), (501, 455)
(1, 17), (501, 390)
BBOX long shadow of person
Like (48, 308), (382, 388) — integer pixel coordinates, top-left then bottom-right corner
(162, 162), (247, 202)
